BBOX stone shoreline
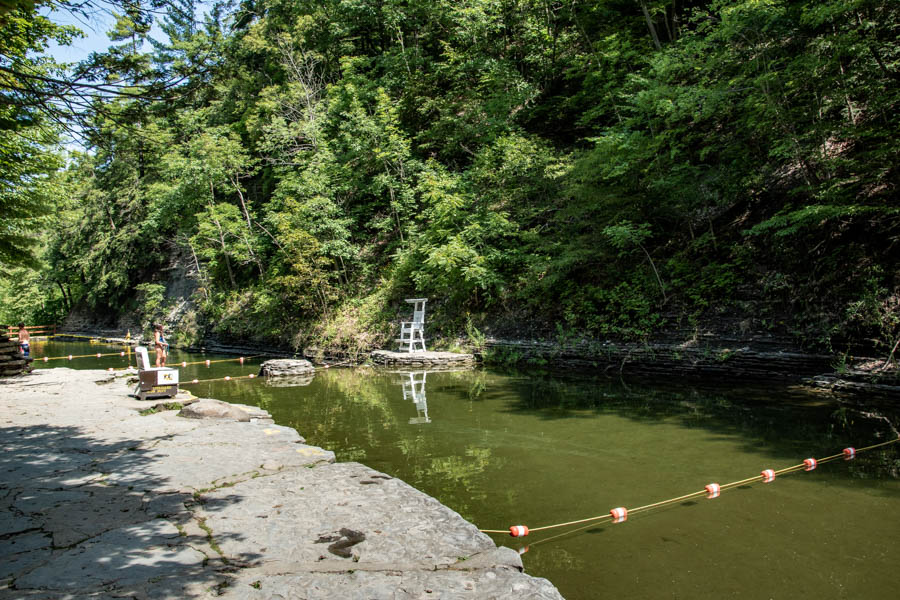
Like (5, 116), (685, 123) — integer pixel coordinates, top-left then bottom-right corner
(369, 350), (476, 369)
(0, 368), (563, 599)
(479, 337), (900, 398)
(51, 328), (900, 397)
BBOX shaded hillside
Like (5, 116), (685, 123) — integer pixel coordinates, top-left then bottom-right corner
(1, 0), (898, 360)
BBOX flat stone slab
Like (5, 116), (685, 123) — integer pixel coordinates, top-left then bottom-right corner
(198, 462), (495, 567)
(370, 350), (475, 368)
(14, 520), (206, 591)
(178, 398), (253, 421)
(99, 421), (334, 492)
(221, 566), (564, 599)
(0, 368), (563, 599)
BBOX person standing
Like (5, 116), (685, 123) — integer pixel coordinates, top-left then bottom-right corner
(17, 323), (30, 358)
(153, 323), (168, 367)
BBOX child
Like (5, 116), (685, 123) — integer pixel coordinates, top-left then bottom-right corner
(17, 323), (30, 358)
(153, 323), (168, 367)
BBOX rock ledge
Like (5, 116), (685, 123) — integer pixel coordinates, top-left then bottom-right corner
(370, 350), (475, 369)
(0, 368), (563, 599)
(259, 358), (315, 377)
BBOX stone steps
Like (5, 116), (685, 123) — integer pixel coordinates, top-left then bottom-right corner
(0, 332), (31, 377)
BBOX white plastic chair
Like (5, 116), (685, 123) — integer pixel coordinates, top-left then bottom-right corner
(133, 345), (179, 400)
(135, 346), (152, 370)
(397, 298), (427, 353)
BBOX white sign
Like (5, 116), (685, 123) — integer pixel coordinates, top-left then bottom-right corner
(156, 369), (179, 385)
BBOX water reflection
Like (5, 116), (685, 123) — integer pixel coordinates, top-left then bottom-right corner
(397, 371), (430, 424)
(29, 343), (900, 600)
(263, 374), (315, 388)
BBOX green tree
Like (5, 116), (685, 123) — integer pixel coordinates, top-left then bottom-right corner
(0, 4), (74, 272)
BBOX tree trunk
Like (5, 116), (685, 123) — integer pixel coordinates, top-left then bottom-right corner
(671, 0), (679, 40)
(185, 236), (210, 301)
(856, 11), (900, 82)
(209, 184), (236, 289)
(231, 175), (253, 231)
(243, 231), (265, 279)
(56, 281), (70, 312)
(640, 1), (663, 51)
(638, 243), (667, 303)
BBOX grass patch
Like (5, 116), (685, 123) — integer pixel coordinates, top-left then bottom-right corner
(197, 517), (227, 562)
(139, 401), (183, 416)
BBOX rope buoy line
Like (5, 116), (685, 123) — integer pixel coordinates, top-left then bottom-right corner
(37, 355), (261, 369)
(479, 438), (900, 537)
(37, 336), (259, 368)
(45, 334), (134, 345)
(180, 374), (257, 384)
(125, 355), (261, 370)
(41, 351), (133, 361)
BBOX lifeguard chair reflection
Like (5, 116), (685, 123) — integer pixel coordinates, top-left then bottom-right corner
(400, 371), (430, 424)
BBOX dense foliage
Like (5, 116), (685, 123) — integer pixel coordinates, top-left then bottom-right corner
(1, 0), (898, 356)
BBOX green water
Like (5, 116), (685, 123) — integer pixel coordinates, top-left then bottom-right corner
(33, 341), (900, 599)
(29, 339), (260, 381)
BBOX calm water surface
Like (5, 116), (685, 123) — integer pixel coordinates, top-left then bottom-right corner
(33, 341), (900, 599)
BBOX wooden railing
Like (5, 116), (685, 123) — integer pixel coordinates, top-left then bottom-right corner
(5, 324), (57, 336)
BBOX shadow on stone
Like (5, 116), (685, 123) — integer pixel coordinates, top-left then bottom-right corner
(0, 423), (262, 597)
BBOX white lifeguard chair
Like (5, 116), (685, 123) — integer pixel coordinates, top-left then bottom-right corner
(133, 346), (179, 400)
(401, 371), (430, 424)
(397, 298), (427, 353)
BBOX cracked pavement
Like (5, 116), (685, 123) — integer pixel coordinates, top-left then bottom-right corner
(0, 368), (563, 599)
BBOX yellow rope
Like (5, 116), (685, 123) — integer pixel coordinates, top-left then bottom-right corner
(39, 351), (132, 361)
(479, 437), (900, 536)
(162, 355), (261, 368)
(48, 334), (134, 345)
(180, 374), (258, 384)
(527, 519), (607, 549)
(62, 355), (261, 371)
(43, 335), (263, 367)
(629, 489), (708, 515)
(482, 513), (619, 534)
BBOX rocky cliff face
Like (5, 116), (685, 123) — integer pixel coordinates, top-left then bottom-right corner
(62, 250), (201, 339)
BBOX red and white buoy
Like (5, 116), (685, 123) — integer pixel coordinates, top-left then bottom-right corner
(248, 373), (255, 378)
(120, 351), (125, 356)
(509, 525), (529, 537)
(182, 361), (187, 367)
(239, 357), (245, 364)
(843, 447), (856, 460)
(224, 376), (231, 381)
(205, 359), (211, 366)
(705, 483), (721, 499)
(761, 469), (775, 483)
(192, 379), (199, 384)
(43, 357), (48, 362)
(68, 355), (73, 360)
(96, 353), (102, 358)
(803, 458), (817, 471)
(610, 507), (628, 523)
